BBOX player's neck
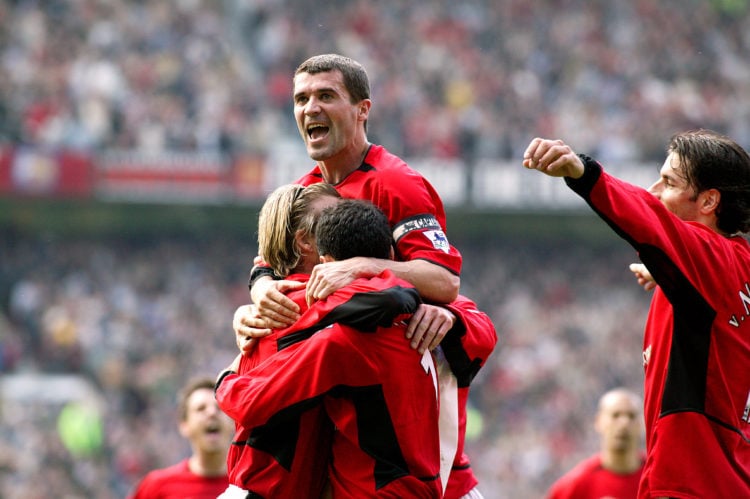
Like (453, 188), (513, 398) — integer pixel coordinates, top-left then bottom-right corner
(319, 141), (370, 184)
(601, 449), (641, 474)
(188, 452), (227, 477)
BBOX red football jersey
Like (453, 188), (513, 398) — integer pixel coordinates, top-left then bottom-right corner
(296, 143), (462, 276)
(217, 271), (443, 497)
(547, 454), (644, 499)
(228, 272), (430, 496)
(129, 459), (228, 499)
(568, 156), (750, 497)
(439, 295), (498, 498)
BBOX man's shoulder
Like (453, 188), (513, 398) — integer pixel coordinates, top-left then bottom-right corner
(546, 454), (604, 498)
(365, 144), (418, 175)
(553, 454), (603, 485)
(147, 459), (191, 480)
(132, 459), (190, 494)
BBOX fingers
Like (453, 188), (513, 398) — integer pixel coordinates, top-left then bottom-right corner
(306, 277), (333, 306)
(522, 138), (582, 178)
(235, 334), (256, 355)
(405, 306), (426, 341)
(233, 305), (272, 355)
(523, 137), (558, 169)
(234, 304), (274, 336)
(628, 263), (656, 292)
(306, 262), (356, 305)
(406, 305), (455, 354)
(257, 283), (301, 325)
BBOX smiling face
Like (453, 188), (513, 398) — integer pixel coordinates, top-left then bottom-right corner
(293, 69), (370, 172)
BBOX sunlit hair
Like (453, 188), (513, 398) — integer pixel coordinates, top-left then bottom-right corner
(668, 129), (750, 234)
(177, 377), (215, 422)
(258, 183), (340, 277)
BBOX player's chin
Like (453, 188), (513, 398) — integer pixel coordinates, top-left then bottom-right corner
(201, 432), (228, 449)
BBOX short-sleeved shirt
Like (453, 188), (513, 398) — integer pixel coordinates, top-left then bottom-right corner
(296, 143), (462, 276)
(129, 459), (228, 499)
(547, 454), (644, 499)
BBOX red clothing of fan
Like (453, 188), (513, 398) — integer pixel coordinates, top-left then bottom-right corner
(129, 458), (228, 499)
(568, 156), (750, 498)
(296, 143), (462, 276)
(546, 454), (644, 499)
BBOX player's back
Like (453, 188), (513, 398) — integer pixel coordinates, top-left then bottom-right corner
(321, 319), (442, 498)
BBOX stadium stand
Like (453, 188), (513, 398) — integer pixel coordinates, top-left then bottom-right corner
(2, 0), (748, 497)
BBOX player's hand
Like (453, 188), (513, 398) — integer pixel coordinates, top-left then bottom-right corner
(406, 304), (456, 354)
(523, 138), (585, 179)
(629, 263), (657, 292)
(253, 278), (304, 327)
(233, 304), (270, 354)
(306, 257), (368, 305)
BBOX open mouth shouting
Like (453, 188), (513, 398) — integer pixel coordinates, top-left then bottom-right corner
(307, 122), (330, 143)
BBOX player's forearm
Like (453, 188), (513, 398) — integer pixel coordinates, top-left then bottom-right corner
(358, 258), (461, 303)
(377, 258), (459, 304)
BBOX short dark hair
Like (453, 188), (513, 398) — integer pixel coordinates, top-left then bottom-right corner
(294, 54), (370, 104)
(668, 129), (750, 234)
(315, 199), (392, 261)
(177, 377), (215, 421)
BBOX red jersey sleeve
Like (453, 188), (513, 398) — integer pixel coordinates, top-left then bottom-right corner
(297, 144), (462, 276)
(441, 294), (498, 387)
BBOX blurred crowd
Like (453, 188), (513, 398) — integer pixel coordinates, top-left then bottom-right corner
(0, 228), (649, 498)
(1, 232), (247, 497)
(2, 0), (741, 497)
(1, 0), (749, 164)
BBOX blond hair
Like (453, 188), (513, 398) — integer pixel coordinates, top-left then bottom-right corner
(258, 183), (340, 277)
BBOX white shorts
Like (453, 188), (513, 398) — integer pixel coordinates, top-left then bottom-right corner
(216, 484), (251, 499)
(460, 487), (485, 499)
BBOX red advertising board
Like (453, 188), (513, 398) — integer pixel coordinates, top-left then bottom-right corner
(0, 147), (94, 198)
(96, 150), (232, 202)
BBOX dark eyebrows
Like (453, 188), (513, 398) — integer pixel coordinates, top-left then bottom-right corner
(294, 86), (338, 101)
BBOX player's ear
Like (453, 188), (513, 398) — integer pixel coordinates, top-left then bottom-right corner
(295, 230), (315, 255)
(178, 420), (190, 438)
(358, 99), (371, 120)
(699, 188), (720, 214)
(320, 254), (335, 263)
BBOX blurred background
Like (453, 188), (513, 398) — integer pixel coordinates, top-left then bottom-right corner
(1, 0), (748, 497)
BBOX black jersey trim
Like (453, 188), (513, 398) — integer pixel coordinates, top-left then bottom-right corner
(392, 214), (442, 244)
